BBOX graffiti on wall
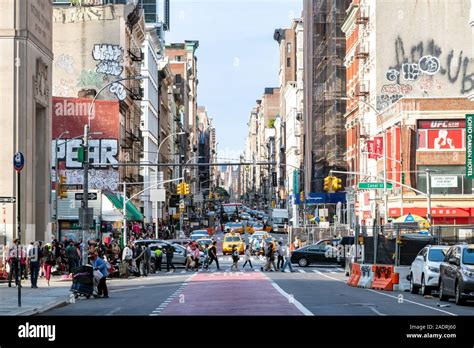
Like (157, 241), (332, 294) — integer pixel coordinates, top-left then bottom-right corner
(53, 139), (118, 169)
(64, 169), (119, 191)
(377, 83), (413, 110)
(55, 54), (75, 74)
(109, 82), (126, 101)
(381, 36), (474, 109)
(92, 44), (123, 77)
(76, 69), (104, 89)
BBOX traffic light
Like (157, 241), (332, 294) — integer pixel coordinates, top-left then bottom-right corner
(323, 176), (333, 192)
(300, 191), (304, 202)
(183, 183), (190, 195)
(272, 172), (277, 187)
(209, 192), (213, 199)
(332, 177), (343, 191)
(58, 175), (68, 199)
(401, 172), (405, 185)
(177, 182), (184, 195)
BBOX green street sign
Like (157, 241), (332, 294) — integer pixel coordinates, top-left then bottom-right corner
(358, 182), (393, 189)
(467, 114), (474, 179)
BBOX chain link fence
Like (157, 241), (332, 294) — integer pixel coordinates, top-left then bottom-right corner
(288, 224), (351, 246)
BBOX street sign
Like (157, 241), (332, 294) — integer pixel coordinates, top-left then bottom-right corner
(466, 114), (474, 178)
(13, 152), (25, 172)
(75, 192), (98, 200)
(358, 182), (393, 189)
(431, 175), (458, 188)
(0, 197), (16, 203)
(194, 193), (203, 203)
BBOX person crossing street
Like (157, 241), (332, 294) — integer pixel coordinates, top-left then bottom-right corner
(242, 244), (253, 269)
(164, 244), (176, 272)
(208, 241), (220, 271)
(281, 243), (294, 272)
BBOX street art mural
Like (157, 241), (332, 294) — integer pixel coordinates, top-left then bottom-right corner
(52, 97), (121, 191)
(378, 36), (474, 110)
(92, 44), (124, 77)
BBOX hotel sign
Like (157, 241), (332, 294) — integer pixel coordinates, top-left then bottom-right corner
(467, 115), (474, 179)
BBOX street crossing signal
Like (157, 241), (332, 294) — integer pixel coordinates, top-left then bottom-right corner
(401, 172), (405, 185)
(323, 176), (333, 192)
(58, 175), (68, 199)
(332, 177), (343, 191)
(183, 183), (190, 195)
(300, 191), (304, 202)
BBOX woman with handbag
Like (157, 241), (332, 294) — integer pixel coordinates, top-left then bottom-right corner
(43, 244), (55, 286)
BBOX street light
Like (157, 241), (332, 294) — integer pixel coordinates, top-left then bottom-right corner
(81, 75), (147, 265)
(155, 131), (186, 224)
(341, 96), (389, 224)
(122, 177), (184, 246)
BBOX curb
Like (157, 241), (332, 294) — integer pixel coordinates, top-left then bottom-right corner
(7, 297), (70, 316)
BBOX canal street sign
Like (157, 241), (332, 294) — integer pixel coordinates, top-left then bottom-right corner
(358, 182), (393, 189)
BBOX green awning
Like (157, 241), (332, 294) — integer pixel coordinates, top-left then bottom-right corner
(103, 191), (143, 222)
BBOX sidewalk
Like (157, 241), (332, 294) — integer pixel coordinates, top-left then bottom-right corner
(0, 276), (72, 316)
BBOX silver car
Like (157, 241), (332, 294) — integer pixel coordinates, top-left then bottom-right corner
(149, 243), (188, 267)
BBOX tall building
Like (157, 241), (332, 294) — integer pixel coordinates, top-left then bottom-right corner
(303, 0), (349, 193)
(0, 0), (54, 244)
(52, 2), (146, 229)
(342, 0), (474, 228)
(274, 18), (305, 224)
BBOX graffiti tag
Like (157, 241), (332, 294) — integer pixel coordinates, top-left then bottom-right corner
(92, 44), (123, 77)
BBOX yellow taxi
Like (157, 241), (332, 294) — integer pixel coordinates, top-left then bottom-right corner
(222, 232), (245, 255)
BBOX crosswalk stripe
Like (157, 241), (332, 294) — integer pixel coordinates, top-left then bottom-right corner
(298, 270), (306, 273)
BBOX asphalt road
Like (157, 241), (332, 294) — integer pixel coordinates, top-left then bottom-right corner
(40, 230), (474, 316)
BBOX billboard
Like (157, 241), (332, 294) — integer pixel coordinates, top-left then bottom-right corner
(52, 97), (121, 191)
(417, 119), (465, 150)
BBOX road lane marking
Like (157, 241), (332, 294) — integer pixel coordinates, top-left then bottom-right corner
(368, 306), (386, 316)
(268, 281), (313, 316)
(110, 286), (144, 293)
(298, 270), (306, 273)
(312, 270), (457, 316)
(106, 307), (122, 316)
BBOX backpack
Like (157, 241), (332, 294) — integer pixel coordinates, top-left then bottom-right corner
(232, 251), (239, 262)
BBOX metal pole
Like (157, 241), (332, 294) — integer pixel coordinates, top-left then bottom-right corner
(81, 124), (89, 266)
(123, 181), (127, 247)
(426, 168), (432, 226)
(17, 170), (21, 307)
(55, 138), (59, 238)
(383, 130), (388, 225)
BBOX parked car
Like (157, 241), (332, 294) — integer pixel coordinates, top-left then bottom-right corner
(148, 242), (188, 269)
(190, 230), (209, 241)
(290, 241), (339, 267)
(167, 238), (191, 246)
(439, 244), (474, 305)
(410, 245), (449, 295)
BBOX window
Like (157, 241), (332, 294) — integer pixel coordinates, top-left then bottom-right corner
(176, 55), (183, 61)
(286, 57), (291, 67)
(287, 43), (291, 54)
(428, 249), (446, 262)
(416, 165), (473, 195)
(462, 248), (474, 265)
(175, 74), (182, 84)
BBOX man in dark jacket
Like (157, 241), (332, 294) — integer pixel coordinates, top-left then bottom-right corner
(164, 244), (176, 272)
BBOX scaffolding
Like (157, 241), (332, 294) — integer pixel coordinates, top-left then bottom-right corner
(311, 0), (349, 191)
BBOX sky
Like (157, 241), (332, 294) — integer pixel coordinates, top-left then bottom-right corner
(166, 0), (303, 162)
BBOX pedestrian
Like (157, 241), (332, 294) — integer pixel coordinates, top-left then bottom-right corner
(208, 240), (220, 271)
(43, 243), (55, 286)
(242, 244), (253, 269)
(90, 253), (109, 298)
(201, 244), (210, 271)
(193, 245), (200, 271)
(143, 244), (151, 276)
(28, 241), (42, 288)
(134, 244), (145, 277)
(164, 244), (176, 272)
(277, 241), (285, 270)
(154, 247), (163, 272)
(294, 237), (301, 250)
(185, 243), (194, 271)
(66, 241), (79, 274)
(7, 239), (20, 287)
(281, 243), (294, 272)
(231, 247), (239, 271)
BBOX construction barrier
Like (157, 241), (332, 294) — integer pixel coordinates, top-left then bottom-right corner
(371, 264), (395, 291)
(357, 264), (373, 288)
(393, 266), (411, 292)
(347, 263), (361, 287)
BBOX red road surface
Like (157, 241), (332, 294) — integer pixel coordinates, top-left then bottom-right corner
(159, 271), (303, 315)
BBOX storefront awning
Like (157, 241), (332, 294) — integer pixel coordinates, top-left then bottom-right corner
(103, 191), (143, 222)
